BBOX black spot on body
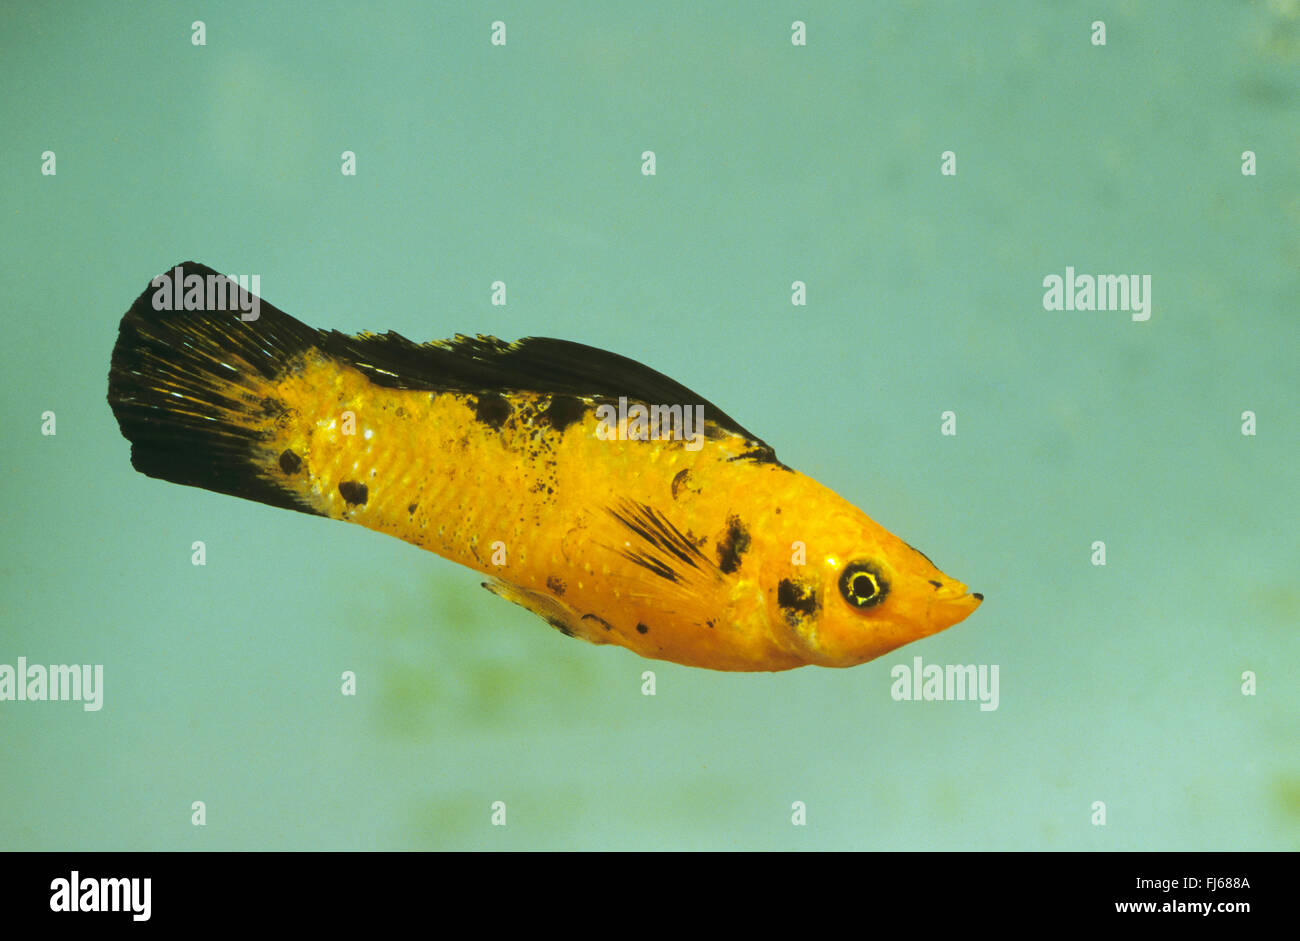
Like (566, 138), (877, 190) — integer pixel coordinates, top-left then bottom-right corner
(408, 503), (418, 515)
(279, 449), (302, 474)
(777, 578), (819, 626)
(671, 468), (692, 500)
(474, 392), (511, 428)
(546, 575), (566, 595)
(339, 480), (368, 505)
(716, 515), (751, 574)
(928, 580), (942, 589)
(544, 395), (587, 432)
(636, 622), (649, 634)
(581, 613), (614, 632)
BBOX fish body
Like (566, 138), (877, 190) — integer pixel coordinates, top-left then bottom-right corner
(108, 262), (981, 671)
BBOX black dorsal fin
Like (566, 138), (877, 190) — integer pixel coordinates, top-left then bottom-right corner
(111, 261), (781, 462)
(320, 330), (779, 459)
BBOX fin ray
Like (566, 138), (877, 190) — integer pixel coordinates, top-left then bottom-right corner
(481, 578), (607, 644)
(107, 261), (322, 515)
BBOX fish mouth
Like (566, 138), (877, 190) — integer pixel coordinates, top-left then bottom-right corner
(927, 589), (983, 630)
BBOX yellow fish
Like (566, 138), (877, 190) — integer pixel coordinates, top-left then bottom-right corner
(108, 262), (982, 671)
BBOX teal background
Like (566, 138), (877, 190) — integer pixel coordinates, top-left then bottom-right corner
(1, 1), (1296, 851)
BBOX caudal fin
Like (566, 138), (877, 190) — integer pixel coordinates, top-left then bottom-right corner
(107, 261), (324, 515)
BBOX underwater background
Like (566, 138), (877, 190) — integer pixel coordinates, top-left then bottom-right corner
(1, 0), (1296, 850)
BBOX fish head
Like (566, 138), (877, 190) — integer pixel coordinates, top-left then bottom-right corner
(766, 512), (982, 668)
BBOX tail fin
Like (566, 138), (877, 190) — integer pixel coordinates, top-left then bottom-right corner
(107, 261), (325, 515)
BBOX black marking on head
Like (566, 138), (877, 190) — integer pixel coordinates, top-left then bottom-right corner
(905, 541), (936, 568)
(636, 622), (649, 634)
(279, 449), (302, 474)
(473, 392), (511, 428)
(338, 480), (368, 505)
(928, 580), (942, 589)
(706, 618), (716, 629)
(671, 468), (692, 500)
(777, 578), (820, 626)
(546, 575), (566, 596)
(544, 395), (586, 432)
(581, 613), (614, 632)
(715, 514), (751, 574)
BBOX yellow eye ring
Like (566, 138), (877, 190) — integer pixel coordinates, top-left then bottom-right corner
(839, 560), (888, 608)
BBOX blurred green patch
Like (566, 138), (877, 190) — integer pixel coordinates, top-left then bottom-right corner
(405, 792), (499, 848)
(1249, 584), (1300, 627)
(402, 771), (767, 850)
(341, 567), (600, 738)
(1251, 0), (1300, 64)
(1272, 776), (1300, 822)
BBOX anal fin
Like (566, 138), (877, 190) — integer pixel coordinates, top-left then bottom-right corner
(481, 578), (608, 645)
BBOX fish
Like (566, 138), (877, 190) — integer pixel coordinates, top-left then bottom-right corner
(107, 262), (982, 672)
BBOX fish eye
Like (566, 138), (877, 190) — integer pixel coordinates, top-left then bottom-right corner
(838, 560), (888, 609)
